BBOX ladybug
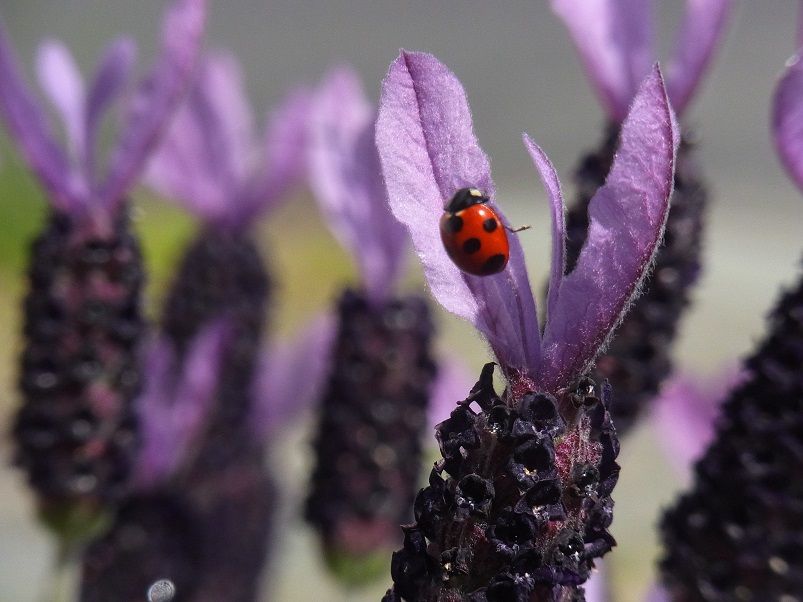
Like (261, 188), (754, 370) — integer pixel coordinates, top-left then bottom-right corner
(440, 188), (511, 276)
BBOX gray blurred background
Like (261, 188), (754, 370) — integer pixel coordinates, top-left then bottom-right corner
(0, 1), (802, 600)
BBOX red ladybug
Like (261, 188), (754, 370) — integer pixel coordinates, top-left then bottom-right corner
(439, 188), (510, 276)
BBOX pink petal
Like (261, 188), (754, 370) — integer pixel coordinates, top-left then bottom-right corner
(308, 66), (407, 302)
(539, 65), (678, 390)
(0, 21), (82, 210)
(666, 0), (734, 115)
(200, 50), (256, 187)
(644, 582), (672, 602)
(145, 57), (229, 221)
(376, 50), (541, 374)
(585, 562), (610, 602)
(134, 322), (229, 490)
(652, 366), (743, 481)
(251, 87), (312, 213)
(250, 313), (337, 439)
(550, 0), (655, 122)
(426, 357), (475, 431)
(35, 40), (85, 164)
(773, 50), (803, 194)
(85, 38), (137, 175)
(101, 0), (206, 210)
(522, 134), (566, 325)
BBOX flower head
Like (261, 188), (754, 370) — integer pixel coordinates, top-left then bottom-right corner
(551, 0), (733, 121)
(146, 50), (310, 230)
(376, 50), (677, 599)
(0, 0), (206, 215)
(377, 50), (678, 394)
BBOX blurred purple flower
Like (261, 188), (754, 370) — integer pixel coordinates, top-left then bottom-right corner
(652, 366), (744, 482)
(301, 66), (471, 582)
(773, 29), (803, 194)
(147, 50), (310, 229)
(4, 0), (206, 541)
(308, 65), (408, 303)
(0, 0), (207, 214)
(134, 321), (230, 490)
(551, 0), (734, 121)
(376, 50), (677, 599)
(657, 28), (803, 596)
(250, 312), (337, 439)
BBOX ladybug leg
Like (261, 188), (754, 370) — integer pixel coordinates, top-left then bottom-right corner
(505, 224), (531, 233)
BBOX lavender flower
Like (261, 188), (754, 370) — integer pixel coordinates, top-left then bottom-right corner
(376, 50), (677, 600)
(81, 325), (227, 602)
(1, 0), (206, 537)
(81, 51), (309, 602)
(551, 0), (733, 434)
(658, 37), (803, 599)
(302, 66), (443, 583)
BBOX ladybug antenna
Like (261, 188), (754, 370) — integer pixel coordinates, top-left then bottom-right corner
(506, 224), (531, 234)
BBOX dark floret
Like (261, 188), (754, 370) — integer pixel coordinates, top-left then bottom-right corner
(385, 364), (619, 601)
(14, 210), (144, 527)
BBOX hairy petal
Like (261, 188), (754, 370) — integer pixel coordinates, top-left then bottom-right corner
(540, 65), (678, 390)
(773, 50), (803, 194)
(376, 50), (540, 373)
(522, 134), (566, 325)
(134, 322), (229, 490)
(550, 0), (655, 122)
(35, 40), (85, 163)
(0, 22), (82, 210)
(666, 0), (734, 114)
(250, 313), (337, 439)
(85, 38), (137, 175)
(309, 66), (407, 302)
(101, 0), (206, 210)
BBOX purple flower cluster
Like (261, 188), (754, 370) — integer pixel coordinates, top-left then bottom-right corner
(3, 1), (803, 601)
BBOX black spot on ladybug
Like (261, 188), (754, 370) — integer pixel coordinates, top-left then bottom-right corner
(462, 238), (481, 254)
(446, 215), (463, 233)
(482, 254), (506, 274)
(483, 218), (498, 233)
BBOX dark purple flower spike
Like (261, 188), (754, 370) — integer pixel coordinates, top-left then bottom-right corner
(551, 0), (732, 435)
(4, 0), (206, 540)
(377, 50), (677, 599)
(658, 41), (803, 599)
(302, 66), (446, 584)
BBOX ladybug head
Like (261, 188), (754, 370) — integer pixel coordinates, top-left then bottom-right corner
(445, 187), (489, 213)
